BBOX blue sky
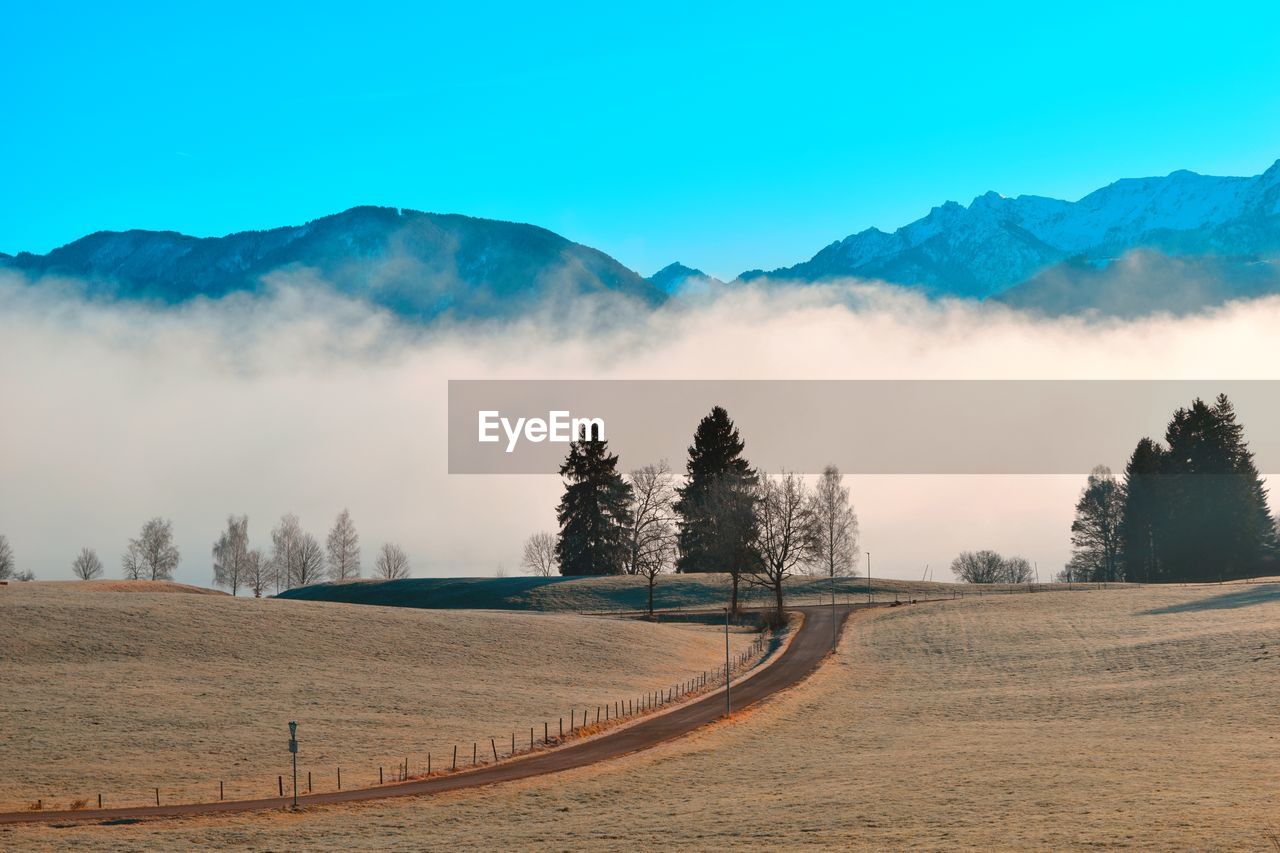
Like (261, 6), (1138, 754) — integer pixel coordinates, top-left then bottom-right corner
(4, 1), (1280, 279)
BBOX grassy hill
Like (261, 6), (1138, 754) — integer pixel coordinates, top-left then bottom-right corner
(275, 573), (988, 612)
(0, 581), (754, 813)
(33, 583), (1280, 850)
(275, 573), (1129, 613)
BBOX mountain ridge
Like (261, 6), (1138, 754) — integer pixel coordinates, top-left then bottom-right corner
(6, 161), (1280, 318)
(743, 159), (1280, 302)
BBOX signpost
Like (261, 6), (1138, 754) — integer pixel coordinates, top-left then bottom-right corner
(288, 721), (298, 808)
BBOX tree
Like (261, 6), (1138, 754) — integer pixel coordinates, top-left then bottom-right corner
(703, 474), (761, 615)
(71, 547), (104, 581)
(212, 515), (250, 595)
(748, 472), (816, 618)
(1067, 466), (1125, 582)
(1119, 438), (1166, 583)
(555, 429), (633, 576)
(809, 465), (859, 579)
(521, 532), (558, 577)
(270, 514), (325, 590)
(1002, 555), (1034, 584)
(950, 550), (1007, 584)
(374, 543), (411, 579)
(326, 509), (361, 581)
(0, 535), (13, 580)
(625, 461), (678, 617)
(674, 407), (757, 575)
(1153, 395), (1273, 581)
(123, 518), (180, 581)
(245, 549), (272, 598)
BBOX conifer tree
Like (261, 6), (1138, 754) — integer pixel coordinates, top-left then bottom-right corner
(673, 406), (758, 611)
(1119, 438), (1166, 582)
(1117, 394), (1273, 582)
(555, 428), (633, 576)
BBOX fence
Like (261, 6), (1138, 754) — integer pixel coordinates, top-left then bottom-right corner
(5, 626), (774, 815)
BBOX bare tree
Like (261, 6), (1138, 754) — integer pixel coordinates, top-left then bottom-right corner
(71, 547), (104, 581)
(1069, 465), (1125, 582)
(326, 509), (361, 581)
(270, 514), (325, 590)
(950, 550), (1032, 583)
(0, 535), (13, 580)
(495, 562), (508, 578)
(245, 549), (272, 598)
(212, 515), (250, 595)
(748, 472), (816, 618)
(374, 543), (411, 579)
(122, 518), (180, 581)
(950, 550), (1005, 583)
(625, 461), (678, 618)
(808, 465), (859, 578)
(520, 532), (558, 577)
(1002, 555), (1034, 584)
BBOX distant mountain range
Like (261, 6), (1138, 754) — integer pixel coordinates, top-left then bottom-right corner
(743, 160), (1280, 303)
(5, 161), (1280, 318)
(0, 206), (662, 320)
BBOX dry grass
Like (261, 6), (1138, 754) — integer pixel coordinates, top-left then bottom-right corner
(9, 583), (1280, 850)
(0, 582), (755, 815)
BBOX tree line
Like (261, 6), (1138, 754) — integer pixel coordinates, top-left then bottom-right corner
(1064, 394), (1278, 583)
(0, 510), (413, 595)
(521, 406), (861, 617)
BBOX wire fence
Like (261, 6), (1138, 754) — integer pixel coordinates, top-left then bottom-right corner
(4, 627), (775, 816)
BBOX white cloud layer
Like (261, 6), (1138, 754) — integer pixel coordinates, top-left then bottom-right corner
(2, 272), (1278, 585)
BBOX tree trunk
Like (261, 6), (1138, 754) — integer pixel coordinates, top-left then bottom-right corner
(773, 573), (784, 619)
(647, 575), (655, 619)
(730, 572), (739, 615)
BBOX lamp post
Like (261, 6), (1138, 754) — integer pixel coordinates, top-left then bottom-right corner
(866, 552), (872, 606)
(288, 721), (298, 808)
(830, 567), (837, 649)
(723, 606), (731, 718)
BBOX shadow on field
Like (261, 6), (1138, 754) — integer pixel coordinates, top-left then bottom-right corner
(1141, 584), (1280, 615)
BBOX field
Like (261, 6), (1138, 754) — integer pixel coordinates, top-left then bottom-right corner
(275, 572), (1090, 612)
(0, 581), (756, 815)
(7, 582), (1280, 850)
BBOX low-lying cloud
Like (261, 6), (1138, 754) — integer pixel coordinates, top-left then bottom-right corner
(2, 269), (1278, 585)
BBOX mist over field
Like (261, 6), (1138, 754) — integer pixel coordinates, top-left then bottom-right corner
(3, 270), (1278, 584)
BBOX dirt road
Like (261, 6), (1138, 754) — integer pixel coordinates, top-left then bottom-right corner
(0, 602), (869, 826)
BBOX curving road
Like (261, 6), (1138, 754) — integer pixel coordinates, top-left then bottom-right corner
(0, 602), (874, 826)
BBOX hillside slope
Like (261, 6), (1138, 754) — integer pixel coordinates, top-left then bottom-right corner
(0, 582), (752, 811)
(32, 583), (1280, 849)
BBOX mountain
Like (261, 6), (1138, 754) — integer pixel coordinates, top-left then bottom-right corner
(647, 262), (724, 294)
(1, 206), (663, 320)
(747, 160), (1280, 306)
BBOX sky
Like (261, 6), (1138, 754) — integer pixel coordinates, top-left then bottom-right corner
(5, 1), (1280, 279)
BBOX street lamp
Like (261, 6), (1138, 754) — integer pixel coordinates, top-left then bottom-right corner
(723, 606), (731, 718)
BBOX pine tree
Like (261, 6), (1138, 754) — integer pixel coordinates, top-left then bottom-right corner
(1119, 438), (1166, 582)
(1152, 395), (1272, 581)
(673, 407), (758, 612)
(555, 430), (633, 576)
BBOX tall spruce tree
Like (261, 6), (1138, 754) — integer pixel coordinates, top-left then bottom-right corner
(1119, 438), (1166, 582)
(674, 406), (758, 611)
(1123, 394), (1274, 582)
(555, 430), (633, 576)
